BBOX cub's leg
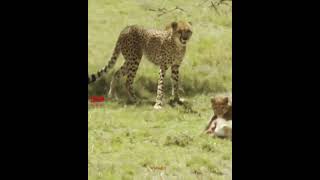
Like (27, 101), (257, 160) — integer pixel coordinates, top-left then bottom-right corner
(154, 65), (168, 109)
(204, 114), (217, 134)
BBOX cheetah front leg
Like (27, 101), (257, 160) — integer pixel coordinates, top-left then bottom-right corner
(154, 66), (168, 109)
(171, 64), (184, 104)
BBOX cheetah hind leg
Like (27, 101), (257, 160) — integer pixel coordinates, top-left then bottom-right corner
(121, 44), (142, 105)
(125, 79), (139, 105)
(125, 63), (141, 105)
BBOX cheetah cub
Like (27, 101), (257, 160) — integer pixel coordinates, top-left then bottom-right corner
(204, 95), (232, 139)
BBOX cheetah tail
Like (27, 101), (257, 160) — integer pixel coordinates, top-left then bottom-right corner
(88, 40), (121, 84)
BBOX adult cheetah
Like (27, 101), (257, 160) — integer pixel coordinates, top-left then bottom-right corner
(88, 21), (193, 109)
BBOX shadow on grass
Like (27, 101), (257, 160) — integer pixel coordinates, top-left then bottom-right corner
(88, 74), (230, 97)
(88, 73), (230, 113)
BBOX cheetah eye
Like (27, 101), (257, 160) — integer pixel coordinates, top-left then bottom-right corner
(178, 30), (182, 33)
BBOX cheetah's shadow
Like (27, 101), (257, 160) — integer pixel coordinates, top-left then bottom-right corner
(110, 97), (199, 115)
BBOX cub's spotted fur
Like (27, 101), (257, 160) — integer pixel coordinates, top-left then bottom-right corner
(88, 21), (193, 109)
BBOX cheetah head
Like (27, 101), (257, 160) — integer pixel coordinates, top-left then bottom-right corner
(168, 21), (193, 46)
(211, 96), (230, 117)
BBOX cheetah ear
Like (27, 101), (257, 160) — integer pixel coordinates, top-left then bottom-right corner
(188, 21), (192, 26)
(171, 22), (178, 30)
(223, 97), (229, 104)
(211, 98), (215, 104)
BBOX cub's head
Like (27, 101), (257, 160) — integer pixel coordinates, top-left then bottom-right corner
(166, 21), (193, 46)
(211, 96), (230, 117)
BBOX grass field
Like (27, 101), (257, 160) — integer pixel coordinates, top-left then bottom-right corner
(88, 0), (232, 179)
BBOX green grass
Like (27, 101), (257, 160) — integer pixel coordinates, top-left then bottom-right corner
(89, 95), (232, 180)
(88, 0), (232, 179)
